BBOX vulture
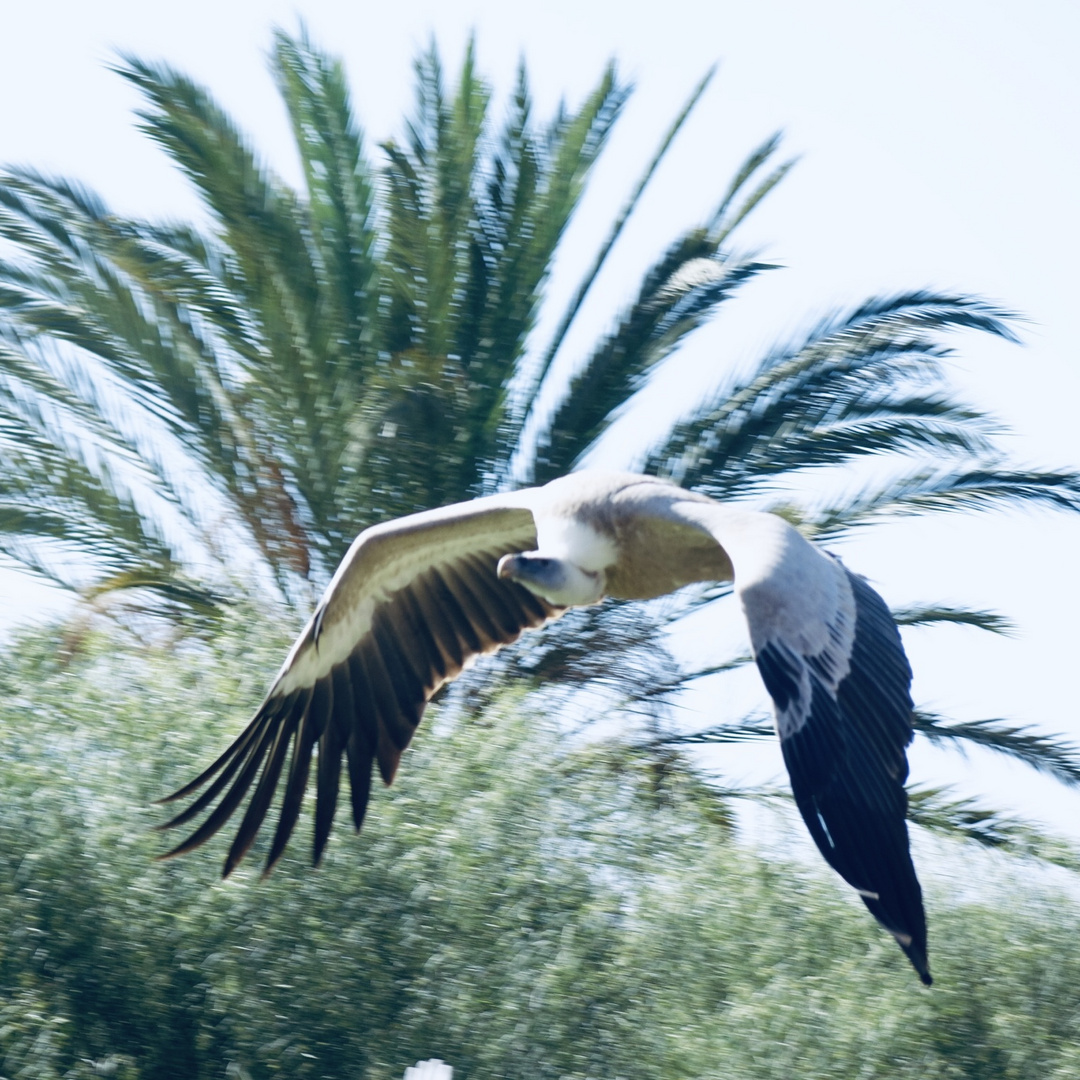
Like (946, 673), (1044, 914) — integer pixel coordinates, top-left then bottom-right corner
(159, 470), (930, 985)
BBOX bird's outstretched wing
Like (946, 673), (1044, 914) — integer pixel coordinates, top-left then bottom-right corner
(673, 501), (929, 984)
(157, 494), (560, 877)
(754, 563), (929, 983)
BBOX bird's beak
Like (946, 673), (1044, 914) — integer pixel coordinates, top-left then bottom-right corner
(496, 554), (520, 580)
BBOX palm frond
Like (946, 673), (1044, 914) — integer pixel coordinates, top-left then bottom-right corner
(534, 250), (771, 482)
(0, 170), (321, 585)
(0, 447), (179, 592)
(0, 173), (212, 425)
(707, 131), (798, 244)
(375, 54), (631, 508)
(406, 39), (490, 358)
(115, 53), (317, 319)
(0, 317), (219, 591)
(914, 711), (1080, 787)
(892, 604), (1014, 635)
(515, 66), (714, 428)
(114, 57), (349, 560)
(272, 26), (377, 369)
(633, 653), (756, 701)
(642, 714), (776, 747)
(0, 173), (239, 453)
(810, 468), (1080, 538)
(907, 785), (1080, 872)
(82, 565), (230, 625)
(528, 115), (800, 484)
(652, 292), (1017, 494)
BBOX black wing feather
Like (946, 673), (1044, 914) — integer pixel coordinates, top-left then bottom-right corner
(265, 676), (331, 873)
(223, 686), (310, 876)
(313, 664), (352, 860)
(159, 540), (557, 875)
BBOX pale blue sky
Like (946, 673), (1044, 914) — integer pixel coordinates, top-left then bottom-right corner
(1, 0), (1078, 836)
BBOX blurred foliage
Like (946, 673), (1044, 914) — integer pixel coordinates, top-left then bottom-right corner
(3, 618), (1080, 1079)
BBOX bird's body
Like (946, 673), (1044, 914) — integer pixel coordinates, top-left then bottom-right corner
(160, 471), (930, 984)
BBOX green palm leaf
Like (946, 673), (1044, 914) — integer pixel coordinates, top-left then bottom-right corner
(272, 26), (377, 362)
(514, 67), (715, 429)
(891, 604), (1014, 635)
(529, 130), (797, 484)
(651, 291), (1018, 493)
(533, 249), (772, 482)
(913, 711), (1080, 788)
(809, 468), (1080, 538)
(906, 785), (1080, 872)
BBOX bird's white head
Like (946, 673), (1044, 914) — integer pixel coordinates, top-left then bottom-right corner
(497, 553), (606, 607)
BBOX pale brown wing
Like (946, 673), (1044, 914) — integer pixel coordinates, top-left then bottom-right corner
(157, 495), (560, 876)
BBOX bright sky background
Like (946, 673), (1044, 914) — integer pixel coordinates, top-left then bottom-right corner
(1, 0), (1078, 840)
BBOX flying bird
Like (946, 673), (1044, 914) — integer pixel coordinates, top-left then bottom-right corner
(159, 471), (930, 985)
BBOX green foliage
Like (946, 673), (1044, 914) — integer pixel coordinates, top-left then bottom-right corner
(3, 619), (1080, 1079)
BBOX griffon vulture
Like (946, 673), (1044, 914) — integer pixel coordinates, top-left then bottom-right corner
(159, 471), (931, 984)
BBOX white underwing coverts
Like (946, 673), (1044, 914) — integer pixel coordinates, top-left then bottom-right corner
(159, 471), (931, 985)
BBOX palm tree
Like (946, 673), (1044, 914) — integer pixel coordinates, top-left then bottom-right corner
(1, 28), (1078, 852)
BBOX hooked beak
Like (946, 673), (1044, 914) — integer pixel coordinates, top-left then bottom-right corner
(497, 553), (524, 580)
(495, 552), (605, 607)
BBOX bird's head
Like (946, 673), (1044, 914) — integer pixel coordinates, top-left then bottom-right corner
(497, 553), (606, 607)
